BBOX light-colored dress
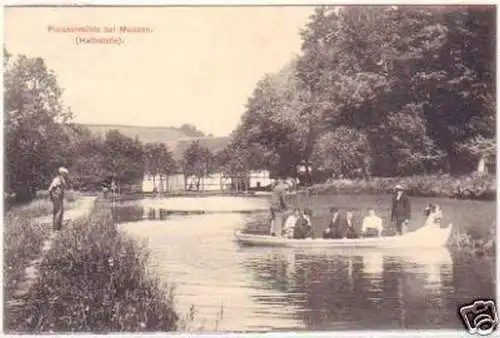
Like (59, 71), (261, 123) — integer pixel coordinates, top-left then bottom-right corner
(282, 214), (298, 238)
(424, 208), (443, 228)
(362, 215), (383, 234)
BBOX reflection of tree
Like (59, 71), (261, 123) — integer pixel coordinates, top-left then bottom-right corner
(240, 250), (456, 330)
(449, 254), (496, 317)
(113, 204), (144, 223)
(112, 205), (175, 223)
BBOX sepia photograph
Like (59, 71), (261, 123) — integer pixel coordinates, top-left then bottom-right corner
(3, 4), (497, 334)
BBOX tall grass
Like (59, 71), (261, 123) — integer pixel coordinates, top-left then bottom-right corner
(4, 193), (82, 303)
(5, 199), (179, 333)
(8, 191), (79, 219)
(4, 211), (48, 300)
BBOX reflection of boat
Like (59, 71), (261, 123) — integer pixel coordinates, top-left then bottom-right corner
(239, 246), (453, 329)
(234, 223), (453, 249)
(363, 251), (384, 275)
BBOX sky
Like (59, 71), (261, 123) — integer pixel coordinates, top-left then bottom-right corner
(4, 6), (314, 137)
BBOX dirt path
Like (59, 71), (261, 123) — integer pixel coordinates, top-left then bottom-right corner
(5, 196), (97, 308)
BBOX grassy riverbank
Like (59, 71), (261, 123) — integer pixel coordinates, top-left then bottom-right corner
(305, 173), (496, 200)
(4, 192), (82, 301)
(5, 199), (179, 333)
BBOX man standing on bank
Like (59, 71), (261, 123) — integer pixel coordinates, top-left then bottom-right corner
(391, 184), (411, 235)
(48, 167), (69, 231)
(269, 178), (289, 236)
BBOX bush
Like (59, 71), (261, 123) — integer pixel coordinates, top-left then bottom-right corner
(308, 173), (496, 200)
(6, 200), (179, 333)
(448, 228), (496, 257)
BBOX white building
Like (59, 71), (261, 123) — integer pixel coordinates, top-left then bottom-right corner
(142, 174), (184, 193)
(249, 170), (272, 189)
(141, 170), (272, 193)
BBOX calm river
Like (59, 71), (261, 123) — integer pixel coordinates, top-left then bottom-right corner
(116, 195), (495, 332)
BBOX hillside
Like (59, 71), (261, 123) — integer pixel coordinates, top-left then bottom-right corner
(80, 123), (231, 161)
(172, 137), (232, 160)
(81, 123), (191, 144)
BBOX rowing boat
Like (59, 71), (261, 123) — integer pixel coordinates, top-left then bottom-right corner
(234, 222), (453, 249)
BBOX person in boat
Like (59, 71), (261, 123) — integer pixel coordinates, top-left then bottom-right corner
(323, 207), (338, 238)
(303, 208), (314, 238)
(361, 207), (383, 237)
(344, 211), (359, 239)
(391, 184), (411, 236)
(282, 208), (301, 238)
(424, 203), (443, 227)
(269, 178), (289, 237)
(294, 208), (314, 239)
(322, 207), (345, 238)
(323, 207), (359, 239)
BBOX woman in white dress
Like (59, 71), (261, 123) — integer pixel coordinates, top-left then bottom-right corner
(423, 204), (443, 228)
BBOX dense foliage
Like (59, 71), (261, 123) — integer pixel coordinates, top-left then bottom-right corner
(4, 52), (74, 201)
(4, 51), (177, 200)
(307, 173), (496, 201)
(221, 6), (495, 179)
(178, 123), (207, 138)
(5, 6), (496, 198)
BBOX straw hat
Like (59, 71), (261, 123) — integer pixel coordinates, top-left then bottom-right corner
(394, 184), (405, 191)
(58, 167), (69, 175)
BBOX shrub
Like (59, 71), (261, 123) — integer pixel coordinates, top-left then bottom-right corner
(448, 228), (496, 257)
(309, 174), (496, 200)
(6, 200), (179, 333)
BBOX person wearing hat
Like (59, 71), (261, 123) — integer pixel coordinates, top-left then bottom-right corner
(391, 184), (411, 235)
(269, 177), (289, 236)
(48, 167), (69, 231)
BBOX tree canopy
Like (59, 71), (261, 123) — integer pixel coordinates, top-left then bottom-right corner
(4, 50), (177, 199)
(223, 5), (495, 179)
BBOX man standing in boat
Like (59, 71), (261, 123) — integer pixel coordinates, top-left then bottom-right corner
(269, 177), (289, 236)
(391, 184), (411, 235)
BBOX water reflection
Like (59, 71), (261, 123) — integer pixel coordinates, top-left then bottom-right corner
(116, 201), (495, 332)
(239, 248), (459, 330)
(138, 196), (270, 212)
(112, 203), (268, 224)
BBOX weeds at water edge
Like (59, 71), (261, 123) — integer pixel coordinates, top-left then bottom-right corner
(4, 194), (82, 304)
(448, 229), (496, 257)
(177, 303), (225, 332)
(5, 200), (179, 333)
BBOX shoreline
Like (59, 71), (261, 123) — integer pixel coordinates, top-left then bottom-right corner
(303, 174), (496, 201)
(112, 173), (496, 202)
(5, 198), (180, 333)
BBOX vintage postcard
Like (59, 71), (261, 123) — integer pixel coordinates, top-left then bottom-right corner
(3, 3), (497, 336)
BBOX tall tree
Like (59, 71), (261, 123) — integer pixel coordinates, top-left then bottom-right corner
(235, 58), (321, 178)
(295, 5), (495, 176)
(4, 52), (74, 200)
(101, 130), (145, 186)
(182, 141), (213, 191)
(156, 143), (176, 192)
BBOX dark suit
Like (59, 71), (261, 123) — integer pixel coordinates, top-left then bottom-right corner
(49, 175), (66, 231)
(323, 212), (357, 239)
(269, 182), (288, 235)
(391, 193), (411, 235)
